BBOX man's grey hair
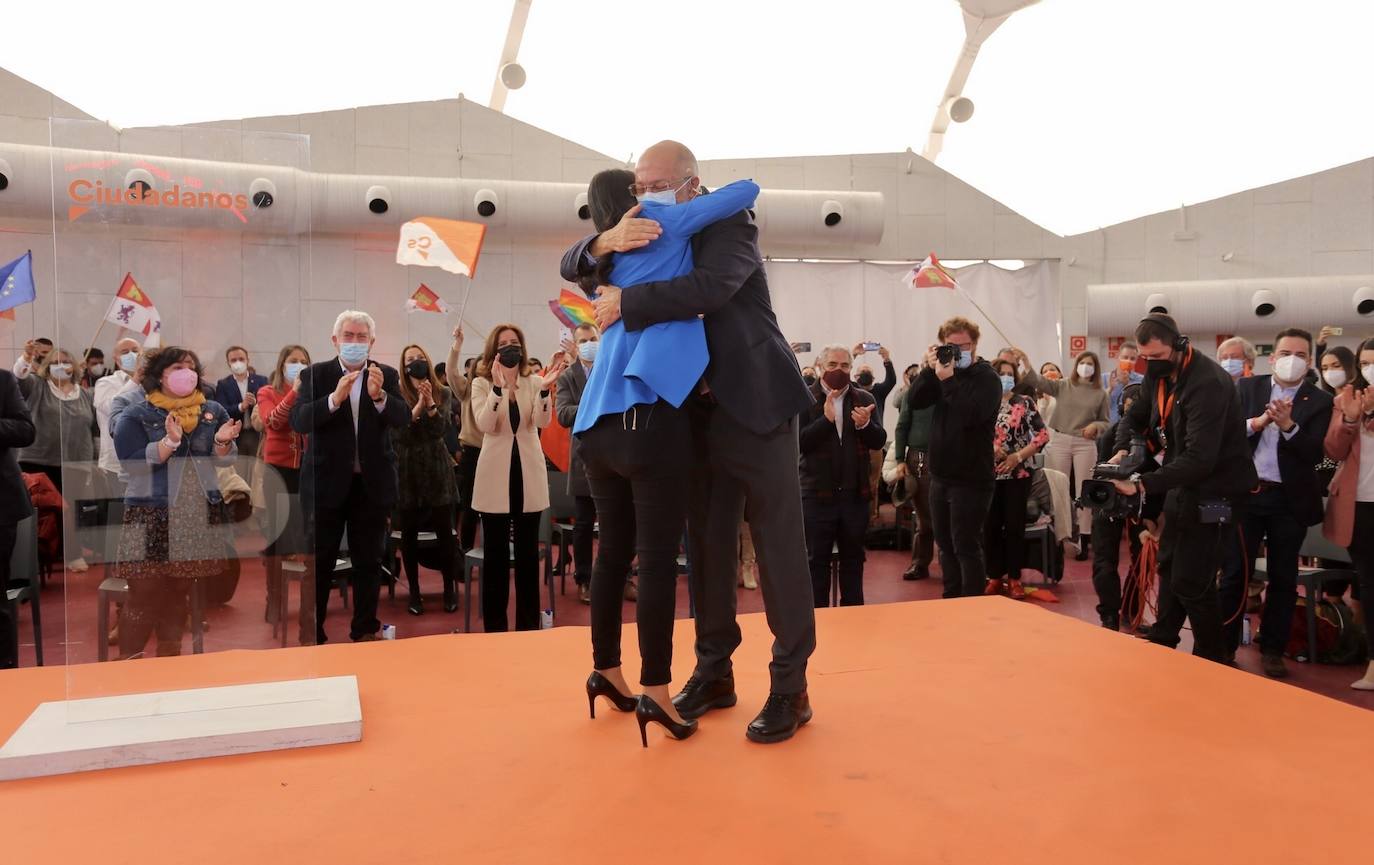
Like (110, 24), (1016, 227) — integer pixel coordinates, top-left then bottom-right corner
(1119, 340), (1139, 353)
(333, 310), (376, 339)
(819, 344), (852, 363)
(1217, 336), (1256, 363)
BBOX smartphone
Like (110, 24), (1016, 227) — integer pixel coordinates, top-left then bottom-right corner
(862, 341), (881, 352)
(1330, 327), (1344, 337)
(791, 341), (812, 354)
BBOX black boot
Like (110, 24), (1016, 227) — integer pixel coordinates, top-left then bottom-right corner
(443, 577), (459, 613)
(1075, 534), (1090, 561)
(1101, 614), (1120, 631)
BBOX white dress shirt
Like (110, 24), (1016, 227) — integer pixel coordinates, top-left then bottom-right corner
(1247, 379), (1301, 484)
(827, 387), (847, 442)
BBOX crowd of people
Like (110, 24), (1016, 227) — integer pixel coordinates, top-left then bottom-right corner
(2, 139), (1373, 743)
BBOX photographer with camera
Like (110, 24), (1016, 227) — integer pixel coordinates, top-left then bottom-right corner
(1088, 383), (1162, 631)
(906, 317), (1003, 598)
(1108, 314), (1259, 663)
(1218, 328), (1333, 677)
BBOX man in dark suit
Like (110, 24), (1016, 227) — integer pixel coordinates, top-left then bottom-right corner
(1112, 314), (1260, 663)
(1219, 327), (1333, 677)
(562, 140), (818, 744)
(290, 311), (409, 643)
(799, 346), (886, 607)
(214, 345), (268, 458)
(0, 367), (37, 668)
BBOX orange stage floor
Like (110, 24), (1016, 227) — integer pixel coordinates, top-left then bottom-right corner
(2, 598), (1370, 864)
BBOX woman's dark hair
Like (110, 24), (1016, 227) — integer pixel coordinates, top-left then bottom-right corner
(579, 169), (639, 295)
(1319, 345), (1355, 394)
(1357, 337), (1374, 389)
(992, 359), (1018, 382)
(141, 346), (203, 394)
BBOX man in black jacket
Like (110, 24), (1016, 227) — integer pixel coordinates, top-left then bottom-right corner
(0, 368), (36, 668)
(1218, 327), (1333, 676)
(800, 346), (886, 607)
(1112, 314), (1260, 663)
(562, 139), (817, 744)
(291, 310), (409, 644)
(906, 316), (1004, 599)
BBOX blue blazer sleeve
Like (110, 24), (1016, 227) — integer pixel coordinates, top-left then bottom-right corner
(215, 377), (244, 421)
(667, 180), (759, 236)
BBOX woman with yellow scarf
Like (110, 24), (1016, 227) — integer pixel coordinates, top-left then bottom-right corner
(112, 347), (241, 659)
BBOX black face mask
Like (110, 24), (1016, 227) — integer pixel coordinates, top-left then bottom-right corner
(497, 345), (524, 369)
(1145, 358), (1175, 378)
(802, 374), (817, 386)
(856, 372), (875, 388)
(405, 359), (430, 380)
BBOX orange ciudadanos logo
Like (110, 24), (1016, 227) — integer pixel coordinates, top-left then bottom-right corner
(65, 160), (250, 223)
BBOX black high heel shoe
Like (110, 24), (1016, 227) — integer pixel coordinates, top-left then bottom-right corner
(635, 694), (698, 747)
(586, 671), (637, 719)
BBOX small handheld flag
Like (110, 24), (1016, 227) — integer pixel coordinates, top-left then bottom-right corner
(904, 252), (959, 290)
(548, 288), (596, 330)
(104, 273), (162, 345)
(396, 217), (487, 277)
(405, 283), (450, 314)
(0, 251), (36, 321)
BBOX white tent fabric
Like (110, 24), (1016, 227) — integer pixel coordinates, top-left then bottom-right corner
(765, 259), (1060, 425)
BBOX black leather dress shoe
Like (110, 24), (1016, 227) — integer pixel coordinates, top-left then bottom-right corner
(746, 691), (812, 744)
(672, 673), (737, 720)
(1100, 614), (1120, 631)
(902, 564), (929, 581)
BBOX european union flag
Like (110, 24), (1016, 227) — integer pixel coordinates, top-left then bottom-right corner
(0, 250), (36, 314)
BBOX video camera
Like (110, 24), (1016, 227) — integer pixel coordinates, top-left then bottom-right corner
(1077, 436), (1148, 520)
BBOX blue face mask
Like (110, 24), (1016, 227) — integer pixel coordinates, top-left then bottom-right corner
(956, 350), (973, 370)
(636, 177), (691, 207)
(578, 341), (599, 363)
(284, 361), (307, 383)
(338, 342), (369, 367)
(119, 351), (139, 373)
(1220, 357), (1245, 378)
(999, 374), (1015, 393)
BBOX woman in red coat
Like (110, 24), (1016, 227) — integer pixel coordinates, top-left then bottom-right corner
(252, 345), (310, 633)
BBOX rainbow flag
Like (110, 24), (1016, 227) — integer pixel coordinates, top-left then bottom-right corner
(548, 288), (596, 329)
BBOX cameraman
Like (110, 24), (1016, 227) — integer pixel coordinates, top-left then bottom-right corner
(1110, 314), (1259, 663)
(1090, 383), (1162, 630)
(906, 317), (1003, 598)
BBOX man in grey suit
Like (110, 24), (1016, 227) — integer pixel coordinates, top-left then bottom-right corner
(556, 323), (635, 605)
(561, 140), (818, 744)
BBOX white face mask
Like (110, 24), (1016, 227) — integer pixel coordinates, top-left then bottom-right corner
(230, 360), (248, 376)
(1273, 355), (1308, 383)
(87, 363), (104, 376)
(49, 363), (73, 381)
(1077, 363), (1095, 380)
(1363, 364), (1374, 386)
(1323, 368), (1347, 389)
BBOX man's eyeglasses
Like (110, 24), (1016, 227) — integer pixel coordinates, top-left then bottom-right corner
(628, 175), (693, 197)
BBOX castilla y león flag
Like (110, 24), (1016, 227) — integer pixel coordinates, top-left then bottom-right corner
(904, 252), (959, 290)
(104, 273), (163, 346)
(405, 283), (449, 314)
(396, 217), (487, 277)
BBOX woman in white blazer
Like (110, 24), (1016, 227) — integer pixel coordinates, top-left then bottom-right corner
(470, 324), (565, 631)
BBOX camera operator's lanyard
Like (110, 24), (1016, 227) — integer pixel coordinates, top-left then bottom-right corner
(1151, 346), (1193, 452)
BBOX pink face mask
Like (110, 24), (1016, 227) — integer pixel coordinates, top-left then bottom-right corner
(164, 367), (200, 397)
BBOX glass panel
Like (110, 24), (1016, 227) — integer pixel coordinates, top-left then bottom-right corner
(50, 117), (315, 716)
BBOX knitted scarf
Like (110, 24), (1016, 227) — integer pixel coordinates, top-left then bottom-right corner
(148, 389), (207, 434)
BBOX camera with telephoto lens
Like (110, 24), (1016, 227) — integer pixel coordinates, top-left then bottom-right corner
(1078, 436), (1147, 520)
(935, 343), (962, 366)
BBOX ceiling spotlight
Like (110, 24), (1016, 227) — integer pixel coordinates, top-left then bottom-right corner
(944, 96), (975, 123)
(499, 62), (527, 90)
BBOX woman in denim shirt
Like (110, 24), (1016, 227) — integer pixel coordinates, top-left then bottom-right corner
(113, 347), (241, 659)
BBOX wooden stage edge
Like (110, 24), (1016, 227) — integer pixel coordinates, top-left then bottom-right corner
(2, 598), (1370, 865)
